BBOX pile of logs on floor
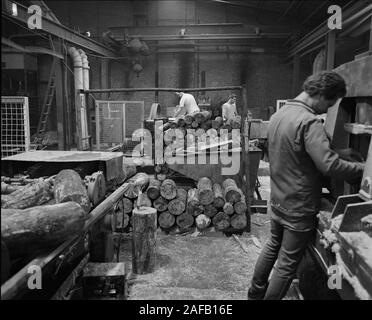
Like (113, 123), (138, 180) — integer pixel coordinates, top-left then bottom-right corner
(119, 173), (248, 233)
(1, 169), (102, 260)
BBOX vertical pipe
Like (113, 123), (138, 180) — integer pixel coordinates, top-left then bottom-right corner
(241, 86), (251, 232)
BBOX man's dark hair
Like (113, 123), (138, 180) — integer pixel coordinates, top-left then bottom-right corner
(303, 71), (347, 100)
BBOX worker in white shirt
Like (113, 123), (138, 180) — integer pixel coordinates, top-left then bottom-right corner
(222, 93), (238, 121)
(174, 92), (200, 117)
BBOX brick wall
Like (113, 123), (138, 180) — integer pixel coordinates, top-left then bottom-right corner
(47, 1), (302, 121)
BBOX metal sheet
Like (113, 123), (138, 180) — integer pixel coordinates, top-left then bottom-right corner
(2, 150), (123, 162)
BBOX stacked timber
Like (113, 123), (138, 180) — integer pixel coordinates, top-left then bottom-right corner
(107, 172), (248, 233)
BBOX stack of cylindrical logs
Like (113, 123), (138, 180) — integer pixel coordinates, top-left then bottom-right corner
(162, 111), (241, 151)
(119, 173), (248, 233)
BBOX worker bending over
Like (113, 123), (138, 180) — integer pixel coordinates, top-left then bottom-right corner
(222, 93), (238, 121)
(247, 71), (365, 300)
(174, 92), (200, 117)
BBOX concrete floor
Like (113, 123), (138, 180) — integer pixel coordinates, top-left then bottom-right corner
(118, 161), (301, 300)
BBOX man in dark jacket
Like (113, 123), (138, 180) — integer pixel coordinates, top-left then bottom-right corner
(247, 71), (365, 300)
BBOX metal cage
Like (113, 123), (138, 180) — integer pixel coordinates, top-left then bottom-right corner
(1, 96), (31, 159)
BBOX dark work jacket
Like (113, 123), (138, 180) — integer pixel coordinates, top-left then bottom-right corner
(268, 100), (364, 224)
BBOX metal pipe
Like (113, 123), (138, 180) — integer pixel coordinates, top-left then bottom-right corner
(83, 86), (243, 94)
(78, 49), (90, 91)
(68, 47), (83, 90)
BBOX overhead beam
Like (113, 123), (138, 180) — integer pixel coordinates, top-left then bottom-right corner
(108, 23), (292, 40)
(123, 33), (290, 41)
(287, 1), (372, 58)
(2, 0), (117, 57)
(2, 37), (64, 59)
(83, 86), (243, 94)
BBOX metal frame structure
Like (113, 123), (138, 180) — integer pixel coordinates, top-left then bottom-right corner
(2, 0), (118, 57)
(94, 100), (145, 150)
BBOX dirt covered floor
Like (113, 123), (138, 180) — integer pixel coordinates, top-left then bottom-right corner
(119, 162), (300, 300)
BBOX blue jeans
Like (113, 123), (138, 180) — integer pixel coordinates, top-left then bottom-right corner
(248, 219), (315, 300)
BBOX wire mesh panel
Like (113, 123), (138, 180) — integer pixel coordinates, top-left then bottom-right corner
(95, 101), (144, 150)
(1, 96), (31, 159)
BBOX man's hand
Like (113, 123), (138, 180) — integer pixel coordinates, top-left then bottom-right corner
(335, 148), (364, 162)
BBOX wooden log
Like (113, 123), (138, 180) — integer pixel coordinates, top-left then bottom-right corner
(147, 178), (161, 200)
(184, 114), (194, 125)
(201, 119), (212, 131)
(123, 173), (149, 199)
(222, 179), (241, 204)
(132, 207), (157, 274)
(197, 177), (214, 205)
(212, 212), (231, 231)
(177, 116), (186, 127)
(122, 197), (133, 214)
(212, 116), (223, 130)
(234, 189), (247, 214)
(154, 165), (162, 174)
(160, 179), (177, 200)
(202, 110), (212, 121)
(1, 182), (23, 195)
(137, 191), (152, 208)
(1, 202), (86, 259)
(230, 213), (247, 230)
(1, 178), (53, 210)
(168, 188), (187, 216)
(223, 202), (235, 215)
(176, 213), (194, 229)
(54, 169), (91, 214)
(122, 213), (130, 229)
(156, 173), (167, 182)
(153, 196), (168, 212)
(170, 121), (178, 129)
(194, 110), (211, 124)
(191, 121), (199, 128)
(163, 122), (171, 131)
(161, 165), (169, 174)
(230, 115), (241, 129)
(222, 123), (232, 132)
(164, 129), (175, 145)
(122, 163), (137, 181)
(212, 183), (225, 208)
(195, 214), (211, 230)
(195, 128), (205, 137)
(194, 111), (204, 124)
(186, 188), (204, 216)
(158, 211), (175, 229)
(204, 204), (218, 218)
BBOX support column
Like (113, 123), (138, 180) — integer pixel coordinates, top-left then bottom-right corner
(54, 39), (65, 150)
(55, 59), (65, 150)
(369, 16), (372, 51)
(326, 30), (336, 70)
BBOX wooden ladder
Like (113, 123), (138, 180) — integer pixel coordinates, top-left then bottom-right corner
(34, 52), (57, 144)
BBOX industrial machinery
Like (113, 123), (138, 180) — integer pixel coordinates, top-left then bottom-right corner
(297, 54), (372, 300)
(1, 150), (129, 300)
